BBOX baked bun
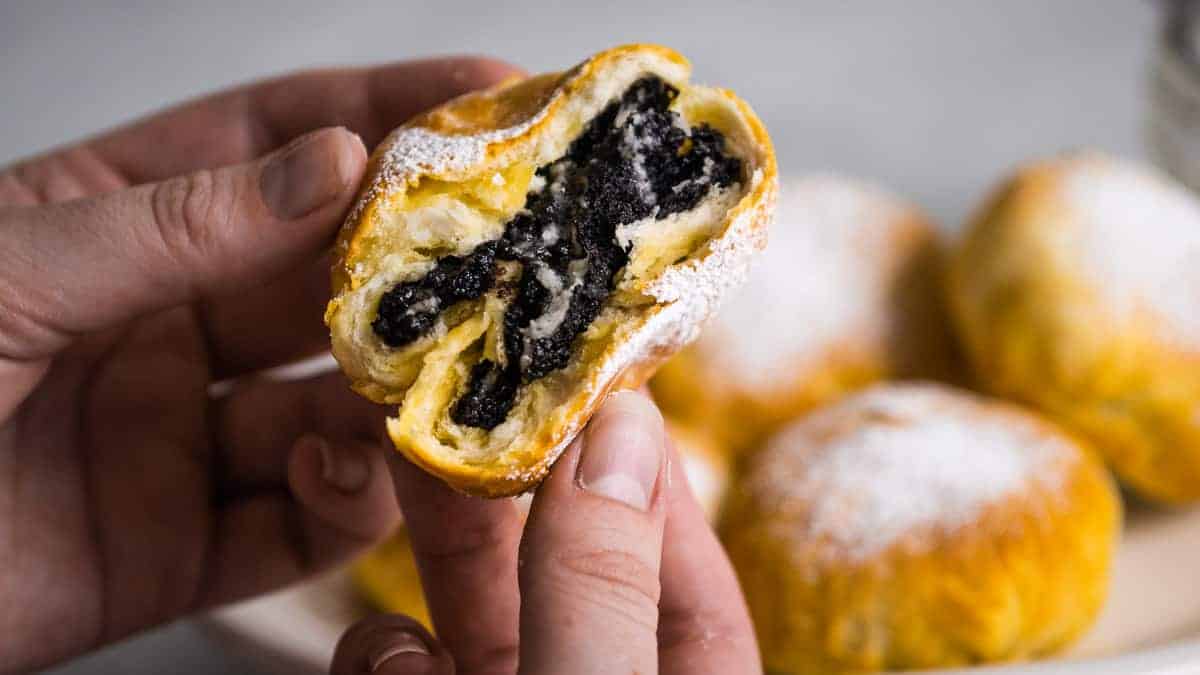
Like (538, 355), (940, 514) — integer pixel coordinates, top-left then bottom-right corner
(669, 421), (731, 521)
(651, 176), (954, 456)
(949, 152), (1200, 503)
(720, 383), (1120, 674)
(326, 44), (776, 496)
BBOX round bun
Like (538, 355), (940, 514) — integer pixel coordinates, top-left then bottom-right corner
(651, 175), (955, 456)
(720, 383), (1120, 673)
(949, 152), (1200, 503)
(326, 44), (777, 496)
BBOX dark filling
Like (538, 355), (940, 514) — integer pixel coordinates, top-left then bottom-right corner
(372, 77), (742, 429)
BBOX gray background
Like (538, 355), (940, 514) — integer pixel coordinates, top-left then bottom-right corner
(0, 1), (1155, 673)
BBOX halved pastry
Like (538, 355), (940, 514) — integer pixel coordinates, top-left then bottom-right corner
(326, 44), (777, 496)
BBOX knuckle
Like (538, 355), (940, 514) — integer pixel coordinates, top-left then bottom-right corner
(417, 514), (514, 568)
(457, 643), (519, 675)
(658, 606), (753, 654)
(0, 170), (41, 206)
(0, 212), (72, 357)
(549, 546), (661, 616)
(149, 170), (233, 265)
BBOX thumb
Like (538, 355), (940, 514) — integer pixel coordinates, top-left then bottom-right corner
(518, 390), (668, 675)
(332, 614), (454, 675)
(0, 127), (366, 360)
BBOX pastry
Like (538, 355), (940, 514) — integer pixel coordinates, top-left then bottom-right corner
(949, 152), (1200, 503)
(326, 44), (777, 496)
(720, 383), (1120, 674)
(651, 176), (955, 456)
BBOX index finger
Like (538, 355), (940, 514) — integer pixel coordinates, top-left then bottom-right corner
(387, 454), (524, 675)
(657, 442), (762, 674)
(54, 57), (521, 186)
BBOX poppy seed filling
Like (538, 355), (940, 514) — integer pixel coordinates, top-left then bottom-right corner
(372, 77), (742, 429)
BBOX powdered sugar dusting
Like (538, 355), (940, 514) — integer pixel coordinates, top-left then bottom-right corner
(1062, 156), (1200, 346)
(347, 110), (550, 226)
(694, 176), (925, 388)
(502, 168), (776, 487)
(748, 384), (1072, 564)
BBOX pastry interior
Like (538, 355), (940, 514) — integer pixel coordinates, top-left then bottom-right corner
(328, 59), (767, 492)
(371, 77), (740, 429)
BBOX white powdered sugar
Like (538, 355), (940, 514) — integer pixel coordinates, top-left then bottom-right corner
(347, 110), (550, 225)
(1061, 156), (1200, 346)
(693, 175), (924, 389)
(505, 167), (775, 486)
(750, 384), (1072, 564)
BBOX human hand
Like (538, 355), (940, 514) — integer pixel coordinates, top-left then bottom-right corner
(0, 56), (519, 673)
(332, 390), (761, 675)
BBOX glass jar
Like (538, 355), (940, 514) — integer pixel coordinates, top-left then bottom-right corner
(1148, 1), (1200, 190)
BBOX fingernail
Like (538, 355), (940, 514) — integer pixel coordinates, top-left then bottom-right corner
(261, 128), (360, 220)
(309, 435), (370, 494)
(576, 390), (664, 511)
(369, 630), (433, 672)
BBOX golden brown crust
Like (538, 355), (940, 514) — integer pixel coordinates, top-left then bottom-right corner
(948, 152), (1200, 503)
(720, 384), (1121, 672)
(326, 44), (777, 496)
(651, 176), (960, 458)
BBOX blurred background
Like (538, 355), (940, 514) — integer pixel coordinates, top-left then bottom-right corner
(0, 1), (1158, 673)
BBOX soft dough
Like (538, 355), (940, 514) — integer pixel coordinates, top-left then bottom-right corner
(326, 44), (777, 496)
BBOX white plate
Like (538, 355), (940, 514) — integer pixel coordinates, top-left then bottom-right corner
(203, 501), (1200, 674)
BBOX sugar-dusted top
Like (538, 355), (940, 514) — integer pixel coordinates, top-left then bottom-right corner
(692, 175), (928, 389)
(1059, 155), (1200, 346)
(745, 384), (1073, 564)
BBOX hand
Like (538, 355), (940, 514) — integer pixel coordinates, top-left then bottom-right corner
(0, 56), (519, 672)
(332, 391), (762, 675)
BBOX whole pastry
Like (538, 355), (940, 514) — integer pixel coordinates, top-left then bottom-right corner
(949, 152), (1200, 503)
(651, 176), (954, 456)
(326, 45), (777, 496)
(720, 383), (1120, 674)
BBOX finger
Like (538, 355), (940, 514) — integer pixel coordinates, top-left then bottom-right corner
(389, 453), (524, 675)
(0, 126), (365, 361)
(94, 57), (522, 184)
(518, 390), (668, 675)
(657, 443), (761, 674)
(332, 614), (454, 675)
(198, 250), (332, 378)
(0, 57), (522, 207)
(197, 435), (399, 608)
(213, 369), (387, 493)
(190, 59), (524, 378)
